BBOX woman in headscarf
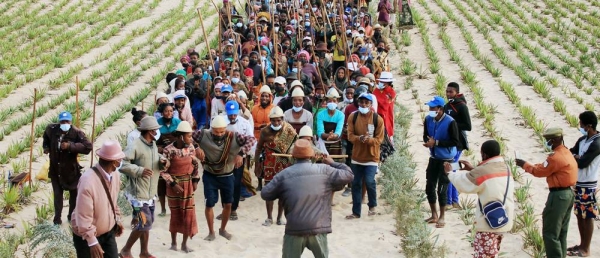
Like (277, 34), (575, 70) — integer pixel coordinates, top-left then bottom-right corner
(254, 106), (297, 226)
(160, 121), (199, 253)
(334, 67), (350, 91)
(156, 103), (182, 216)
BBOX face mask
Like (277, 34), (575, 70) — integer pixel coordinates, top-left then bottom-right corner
(579, 127), (587, 136)
(346, 29), (351, 34)
(358, 107), (370, 114)
(377, 47), (384, 52)
(286, 30), (292, 35)
(212, 134), (225, 141)
(366, 43), (373, 49)
(153, 129), (161, 141)
(326, 3), (331, 8)
(305, 22), (310, 27)
(359, 33), (364, 37)
(292, 106), (303, 112)
(275, 26), (280, 32)
(60, 124), (71, 132)
(292, 67), (298, 73)
(115, 160), (123, 171)
(545, 139), (553, 149)
(258, 36), (264, 42)
(350, 80), (357, 86)
(231, 77), (240, 84)
(190, 60), (197, 66)
(312, 7), (317, 12)
(291, 19), (297, 25)
(361, 55), (367, 60)
(236, 22), (243, 28)
(315, 94), (324, 99)
(377, 82), (385, 89)
(249, 59), (257, 66)
(374, 31), (381, 37)
(327, 102), (337, 110)
(275, 86), (285, 92)
(217, 96), (227, 100)
(428, 111), (438, 118)
(271, 124), (282, 131)
(194, 74), (201, 80)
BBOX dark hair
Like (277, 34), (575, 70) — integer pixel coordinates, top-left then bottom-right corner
(166, 73), (177, 85)
(447, 82), (460, 93)
(175, 78), (185, 88)
(157, 103), (173, 113)
(481, 140), (501, 158)
(98, 158), (115, 167)
(579, 111), (598, 130)
(266, 74), (276, 79)
(131, 108), (147, 123)
(189, 52), (200, 58)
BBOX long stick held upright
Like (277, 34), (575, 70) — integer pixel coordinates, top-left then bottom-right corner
(75, 76), (80, 127)
(197, 8), (216, 71)
(90, 87), (98, 167)
(28, 88), (37, 185)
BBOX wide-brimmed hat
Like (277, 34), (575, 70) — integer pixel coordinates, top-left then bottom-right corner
(291, 139), (315, 159)
(378, 71), (396, 82)
(176, 121), (193, 133)
(326, 88), (340, 99)
(97, 140), (126, 161)
(138, 116), (162, 131)
(315, 42), (328, 52)
(269, 106), (284, 118)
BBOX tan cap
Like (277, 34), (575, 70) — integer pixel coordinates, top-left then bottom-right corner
(176, 121), (194, 133)
(543, 127), (563, 138)
(325, 88), (340, 99)
(259, 85), (272, 94)
(290, 80), (303, 89)
(269, 106), (284, 118)
(211, 116), (228, 128)
(298, 126), (313, 137)
(291, 88), (305, 97)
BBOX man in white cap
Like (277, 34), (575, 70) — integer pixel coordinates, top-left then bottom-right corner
(255, 106), (298, 226)
(43, 111), (93, 225)
(214, 100), (255, 221)
(277, 80), (313, 113)
(283, 88), (314, 134)
(373, 71), (396, 141)
(273, 76), (288, 105)
(251, 85), (275, 141)
(72, 140), (126, 258)
(193, 116), (256, 241)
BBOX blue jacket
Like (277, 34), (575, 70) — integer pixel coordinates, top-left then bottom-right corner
(423, 114), (460, 160)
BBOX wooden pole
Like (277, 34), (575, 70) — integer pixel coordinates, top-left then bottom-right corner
(75, 76), (80, 127)
(90, 87), (98, 167)
(272, 153), (348, 158)
(28, 88), (37, 186)
(197, 8), (215, 122)
(339, 0), (351, 80)
(197, 8), (216, 72)
(209, 0), (223, 56)
(252, 0), (266, 84)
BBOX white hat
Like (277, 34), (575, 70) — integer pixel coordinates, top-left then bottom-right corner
(156, 92), (169, 103)
(176, 121), (193, 133)
(237, 90), (248, 100)
(347, 62), (359, 71)
(290, 80), (303, 89)
(325, 88), (340, 98)
(291, 88), (304, 97)
(379, 71), (396, 82)
(211, 116), (228, 128)
(299, 126), (313, 137)
(259, 85), (272, 94)
(269, 106), (284, 118)
(274, 76), (287, 85)
(303, 36), (312, 41)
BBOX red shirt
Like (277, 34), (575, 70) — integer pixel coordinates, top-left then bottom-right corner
(373, 86), (396, 136)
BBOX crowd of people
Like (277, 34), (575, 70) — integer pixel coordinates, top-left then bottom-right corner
(35, 0), (600, 257)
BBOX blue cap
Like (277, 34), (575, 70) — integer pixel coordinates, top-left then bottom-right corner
(345, 7), (351, 13)
(58, 111), (72, 122)
(225, 100), (239, 115)
(221, 84), (234, 93)
(358, 93), (373, 102)
(359, 47), (367, 53)
(426, 96), (446, 107)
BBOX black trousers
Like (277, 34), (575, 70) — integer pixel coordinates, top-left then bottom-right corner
(425, 158), (451, 206)
(51, 176), (77, 224)
(73, 231), (118, 258)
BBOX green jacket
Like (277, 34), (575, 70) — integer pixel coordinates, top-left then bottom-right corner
(120, 137), (164, 201)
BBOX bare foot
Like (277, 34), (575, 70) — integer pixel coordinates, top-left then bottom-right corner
(276, 219), (286, 225)
(119, 250), (133, 258)
(436, 218), (445, 228)
(424, 216), (438, 224)
(204, 233), (216, 241)
(219, 229), (232, 240)
(181, 245), (194, 253)
(139, 253), (155, 258)
(262, 219), (273, 226)
(169, 244), (178, 251)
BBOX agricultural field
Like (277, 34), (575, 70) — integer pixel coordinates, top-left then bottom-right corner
(391, 0), (600, 257)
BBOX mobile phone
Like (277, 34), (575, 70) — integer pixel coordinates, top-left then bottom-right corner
(450, 162), (461, 171)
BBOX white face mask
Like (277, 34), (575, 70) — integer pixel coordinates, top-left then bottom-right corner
(231, 77), (240, 84)
(60, 124), (71, 132)
(115, 160), (123, 171)
(366, 43), (373, 49)
(271, 124), (282, 131)
(327, 102), (337, 110)
(377, 82), (385, 89)
(153, 129), (161, 141)
(236, 22), (243, 28)
(579, 127), (587, 136)
(359, 33), (364, 37)
(275, 26), (280, 32)
(292, 67), (298, 73)
(358, 107), (370, 114)
(292, 106), (303, 112)
(312, 7), (317, 12)
(305, 22), (310, 27)
(428, 110), (438, 118)
(287, 30), (292, 35)
(545, 139), (553, 149)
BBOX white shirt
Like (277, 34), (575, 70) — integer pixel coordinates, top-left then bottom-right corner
(225, 115), (256, 155)
(127, 129), (141, 148)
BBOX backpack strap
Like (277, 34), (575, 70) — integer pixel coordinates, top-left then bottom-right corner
(478, 165), (511, 212)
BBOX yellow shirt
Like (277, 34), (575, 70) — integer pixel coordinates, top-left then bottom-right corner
(331, 35), (346, 62)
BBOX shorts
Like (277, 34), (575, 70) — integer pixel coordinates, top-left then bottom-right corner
(574, 186), (599, 219)
(203, 172), (234, 207)
(131, 204), (155, 231)
(474, 232), (503, 258)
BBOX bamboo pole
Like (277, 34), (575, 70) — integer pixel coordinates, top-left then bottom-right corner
(197, 8), (217, 72)
(75, 76), (80, 127)
(28, 88), (37, 185)
(272, 153), (348, 158)
(209, 0), (223, 56)
(252, 0), (266, 84)
(197, 8), (215, 122)
(339, 0), (351, 80)
(90, 87), (98, 167)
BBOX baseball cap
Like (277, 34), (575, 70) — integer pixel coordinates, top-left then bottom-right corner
(358, 93), (373, 102)
(221, 84), (234, 93)
(426, 96), (446, 107)
(58, 111), (72, 122)
(225, 100), (240, 115)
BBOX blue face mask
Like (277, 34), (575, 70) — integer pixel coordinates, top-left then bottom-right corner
(358, 107), (370, 114)
(292, 68), (298, 73)
(579, 127), (587, 136)
(60, 124), (71, 132)
(292, 106), (303, 112)
(428, 111), (438, 118)
(377, 82), (385, 89)
(327, 102), (337, 110)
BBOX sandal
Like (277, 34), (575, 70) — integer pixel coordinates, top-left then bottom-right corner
(262, 219), (273, 226)
(276, 219), (286, 225)
(436, 221), (445, 228)
(567, 245), (580, 252)
(216, 214), (222, 220)
(345, 214), (360, 220)
(567, 250), (587, 257)
(118, 253), (133, 258)
(230, 212), (238, 221)
(424, 217), (438, 224)
(158, 212), (166, 217)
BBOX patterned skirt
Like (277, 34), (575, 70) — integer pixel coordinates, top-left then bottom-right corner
(166, 174), (198, 237)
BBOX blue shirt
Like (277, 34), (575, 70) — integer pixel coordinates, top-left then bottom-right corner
(316, 109), (345, 136)
(157, 117), (182, 134)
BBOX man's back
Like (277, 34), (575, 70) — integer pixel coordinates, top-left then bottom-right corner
(261, 160), (353, 236)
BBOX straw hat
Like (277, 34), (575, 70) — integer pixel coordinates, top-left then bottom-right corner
(291, 88), (304, 97)
(96, 140), (126, 161)
(176, 121), (193, 133)
(379, 71), (396, 82)
(138, 117), (162, 131)
(326, 88), (340, 99)
(269, 106), (284, 118)
(291, 139), (315, 159)
(298, 126), (313, 138)
(259, 85), (272, 94)
(211, 116), (228, 128)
